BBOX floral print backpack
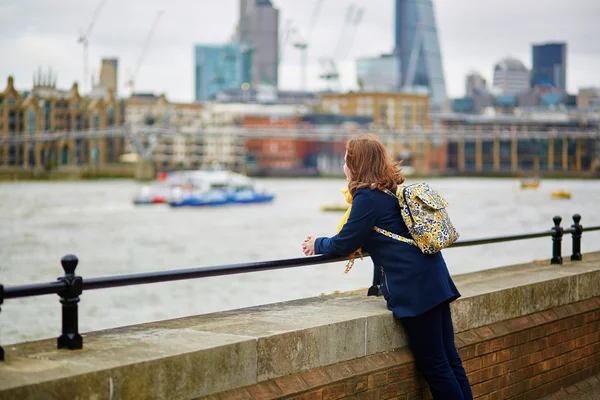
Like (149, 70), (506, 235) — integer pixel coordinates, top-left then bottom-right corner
(373, 183), (460, 254)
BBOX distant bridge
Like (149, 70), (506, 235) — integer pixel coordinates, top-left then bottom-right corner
(1, 125), (599, 145)
(1, 126), (599, 178)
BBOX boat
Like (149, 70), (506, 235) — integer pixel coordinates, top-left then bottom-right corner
(225, 172), (275, 204)
(169, 188), (230, 207)
(133, 195), (169, 205)
(520, 177), (540, 189)
(320, 204), (349, 212)
(229, 189), (275, 204)
(551, 190), (571, 200)
(166, 170), (275, 208)
(133, 184), (173, 205)
(132, 171), (189, 205)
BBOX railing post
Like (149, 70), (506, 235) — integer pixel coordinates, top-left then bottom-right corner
(551, 216), (563, 265)
(57, 254), (83, 350)
(571, 214), (583, 261)
(367, 266), (381, 297)
(0, 284), (4, 361)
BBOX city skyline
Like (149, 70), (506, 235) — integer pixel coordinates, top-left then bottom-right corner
(1, 0), (599, 102)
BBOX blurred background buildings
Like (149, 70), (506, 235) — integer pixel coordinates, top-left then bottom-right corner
(1, 0), (599, 179)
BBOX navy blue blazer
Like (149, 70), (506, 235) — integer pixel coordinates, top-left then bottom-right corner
(314, 187), (460, 318)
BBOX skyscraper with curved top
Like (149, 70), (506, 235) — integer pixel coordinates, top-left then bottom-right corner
(394, 0), (446, 106)
(237, 0), (279, 87)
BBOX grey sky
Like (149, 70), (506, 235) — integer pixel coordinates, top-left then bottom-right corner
(1, 0), (599, 102)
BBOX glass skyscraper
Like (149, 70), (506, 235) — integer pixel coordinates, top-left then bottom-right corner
(531, 42), (567, 91)
(237, 0), (279, 87)
(356, 54), (400, 92)
(394, 0), (447, 105)
(194, 43), (251, 101)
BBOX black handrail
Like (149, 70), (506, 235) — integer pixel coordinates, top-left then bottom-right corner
(1, 214), (599, 360)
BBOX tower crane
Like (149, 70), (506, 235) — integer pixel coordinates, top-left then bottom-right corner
(77, 0), (108, 93)
(319, 4), (364, 91)
(291, 0), (325, 92)
(278, 19), (296, 71)
(125, 11), (164, 96)
(338, 7), (363, 60)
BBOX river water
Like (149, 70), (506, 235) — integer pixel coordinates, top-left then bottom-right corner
(1, 177), (599, 345)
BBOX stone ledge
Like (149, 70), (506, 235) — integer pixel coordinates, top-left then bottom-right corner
(1, 252), (599, 399)
(205, 296), (600, 400)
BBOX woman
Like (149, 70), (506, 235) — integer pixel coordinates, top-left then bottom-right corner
(302, 134), (472, 400)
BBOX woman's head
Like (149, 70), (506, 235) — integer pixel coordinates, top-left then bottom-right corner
(344, 133), (405, 194)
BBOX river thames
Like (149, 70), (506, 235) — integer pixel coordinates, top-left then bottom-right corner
(1, 177), (599, 345)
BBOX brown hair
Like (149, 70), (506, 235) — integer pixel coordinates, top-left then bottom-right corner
(346, 133), (405, 195)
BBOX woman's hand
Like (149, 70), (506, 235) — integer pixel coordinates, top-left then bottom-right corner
(302, 235), (316, 256)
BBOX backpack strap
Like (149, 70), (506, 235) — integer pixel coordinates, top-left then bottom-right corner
(382, 188), (397, 198)
(373, 226), (416, 247)
(376, 187), (415, 246)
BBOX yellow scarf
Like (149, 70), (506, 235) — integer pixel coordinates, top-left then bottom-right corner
(337, 187), (363, 273)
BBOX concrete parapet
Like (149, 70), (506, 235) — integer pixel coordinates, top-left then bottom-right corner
(1, 253), (600, 399)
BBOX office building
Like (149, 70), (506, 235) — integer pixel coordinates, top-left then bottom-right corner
(320, 91), (429, 130)
(194, 43), (250, 101)
(394, 0), (447, 105)
(0, 74), (123, 168)
(237, 0), (279, 87)
(492, 57), (530, 96)
(99, 58), (118, 95)
(531, 42), (567, 91)
(356, 54), (400, 92)
(577, 88), (600, 108)
(465, 71), (487, 97)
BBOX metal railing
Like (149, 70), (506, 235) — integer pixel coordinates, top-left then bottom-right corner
(1, 214), (599, 361)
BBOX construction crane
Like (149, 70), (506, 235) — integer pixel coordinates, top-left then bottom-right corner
(77, 0), (108, 93)
(319, 4), (364, 91)
(318, 58), (340, 91)
(290, 0), (326, 92)
(125, 11), (164, 96)
(278, 19), (294, 65)
(334, 5), (364, 61)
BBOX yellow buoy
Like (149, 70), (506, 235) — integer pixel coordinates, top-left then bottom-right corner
(520, 178), (540, 189)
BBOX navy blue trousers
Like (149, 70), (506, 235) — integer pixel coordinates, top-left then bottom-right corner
(400, 301), (473, 400)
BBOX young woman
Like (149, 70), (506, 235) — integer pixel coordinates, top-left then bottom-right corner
(302, 134), (473, 400)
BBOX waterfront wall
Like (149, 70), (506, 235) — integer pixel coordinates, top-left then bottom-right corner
(0, 164), (134, 180)
(1, 253), (600, 399)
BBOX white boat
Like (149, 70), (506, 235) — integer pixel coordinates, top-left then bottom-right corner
(165, 170), (275, 208)
(133, 172), (183, 205)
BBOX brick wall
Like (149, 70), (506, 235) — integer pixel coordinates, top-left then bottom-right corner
(206, 296), (600, 400)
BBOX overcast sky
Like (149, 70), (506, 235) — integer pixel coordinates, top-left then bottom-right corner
(1, 0), (599, 102)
